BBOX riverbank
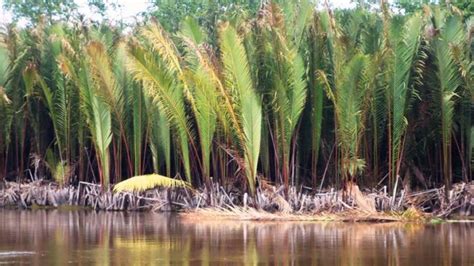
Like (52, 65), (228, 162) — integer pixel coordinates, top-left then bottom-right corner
(1, 179), (472, 222)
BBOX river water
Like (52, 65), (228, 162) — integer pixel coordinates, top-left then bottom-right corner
(0, 209), (472, 265)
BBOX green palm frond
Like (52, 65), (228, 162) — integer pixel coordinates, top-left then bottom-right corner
(22, 63), (69, 161)
(389, 13), (423, 179)
(91, 96), (113, 185)
(115, 42), (145, 177)
(319, 53), (369, 179)
(181, 36), (232, 133)
(113, 174), (191, 193)
(277, 0), (312, 47)
(0, 45), (8, 86)
(146, 98), (171, 177)
(189, 67), (217, 179)
(219, 23), (262, 194)
(86, 40), (136, 177)
(127, 43), (193, 181)
(58, 42), (113, 186)
(284, 44), (307, 144)
(37, 29), (71, 160)
(0, 46), (13, 154)
(181, 31), (218, 182)
(86, 41), (126, 130)
(253, 3), (307, 188)
(432, 11), (465, 188)
(141, 22), (196, 108)
(180, 16), (207, 44)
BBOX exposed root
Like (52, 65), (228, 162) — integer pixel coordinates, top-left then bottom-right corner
(0, 179), (472, 221)
(0, 180), (189, 211)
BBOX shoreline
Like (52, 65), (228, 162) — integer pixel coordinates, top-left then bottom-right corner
(1, 179), (472, 222)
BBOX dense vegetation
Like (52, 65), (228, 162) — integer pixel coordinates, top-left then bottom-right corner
(0, 1), (472, 196)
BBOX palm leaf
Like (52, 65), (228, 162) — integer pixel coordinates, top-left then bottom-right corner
(0, 45), (12, 165)
(432, 11), (464, 188)
(146, 99), (171, 177)
(219, 23), (262, 194)
(389, 13), (423, 180)
(58, 44), (113, 186)
(113, 174), (191, 193)
(127, 43), (193, 181)
(180, 17), (207, 44)
(115, 42), (144, 177)
(319, 53), (369, 179)
(141, 22), (196, 109)
(91, 96), (113, 185)
(189, 67), (217, 179)
(255, 3), (308, 187)
(180, 31), (218, 182)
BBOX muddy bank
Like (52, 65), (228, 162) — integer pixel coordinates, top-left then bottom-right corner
(0, 179), (472, 221)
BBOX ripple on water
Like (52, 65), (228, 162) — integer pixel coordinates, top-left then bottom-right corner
(0, 251), (36, 258)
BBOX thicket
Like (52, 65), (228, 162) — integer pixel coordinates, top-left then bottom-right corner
(0, 1), (472, 195)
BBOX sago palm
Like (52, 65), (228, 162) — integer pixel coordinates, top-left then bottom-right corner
(219, 23), (262, 194)
(386, 13), (424, 186)
(127, 27), (195, 182)
(429, 8), (465, 191)
(251, 2), (307, 190)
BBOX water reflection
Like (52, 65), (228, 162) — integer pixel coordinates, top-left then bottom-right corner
(0, 209), (472, 265)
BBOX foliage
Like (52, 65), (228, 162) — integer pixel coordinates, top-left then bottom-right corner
(0, 1), (472, 196)
(3, 0), (78, 24)
(219, 23), (262, 194)
(113, 174), (191, 193)
(387, 13), (424, 185)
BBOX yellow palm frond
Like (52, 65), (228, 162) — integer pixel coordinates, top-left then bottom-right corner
(113, 174), (191, 193)
(0, 86), (11, 104)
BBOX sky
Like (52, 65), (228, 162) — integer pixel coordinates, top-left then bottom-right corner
(0, 0), (361, 25)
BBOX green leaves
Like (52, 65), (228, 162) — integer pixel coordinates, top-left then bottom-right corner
(320, 53), (369, 179)
(1, 1), (472, 195)
(127, 34), (193, 182)
(90, 96), (113, 179)
(249, 3), (308, 189)
(388, 13), (424, 182)
(431, 11), (465, 188)
(219, 23), (262, 194)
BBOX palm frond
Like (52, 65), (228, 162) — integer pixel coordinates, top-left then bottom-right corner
(86, 41), (125, 124)
(390, 13), (423, 178)
(91, 96), (113, 185)
(180, 33), (219, 181)
(181, 36), (233, 133)
(432, 11), (464, 188)
(189, 67), (217, 178)
(320, 53), (369, 179)
(146, 98), (171, 177)
(285, 47), (307, 142)
(219, 23), (262, 193)
(127, 43), (193, 181)
(180, 17), (207, 44)
(113, 174), (191, 193)
(253, 3), (308, 187)
(141, 22), (182, 75)
(142, 22), (196, 108)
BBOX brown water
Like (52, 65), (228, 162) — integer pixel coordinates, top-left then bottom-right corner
(0, 210), (472, 265)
